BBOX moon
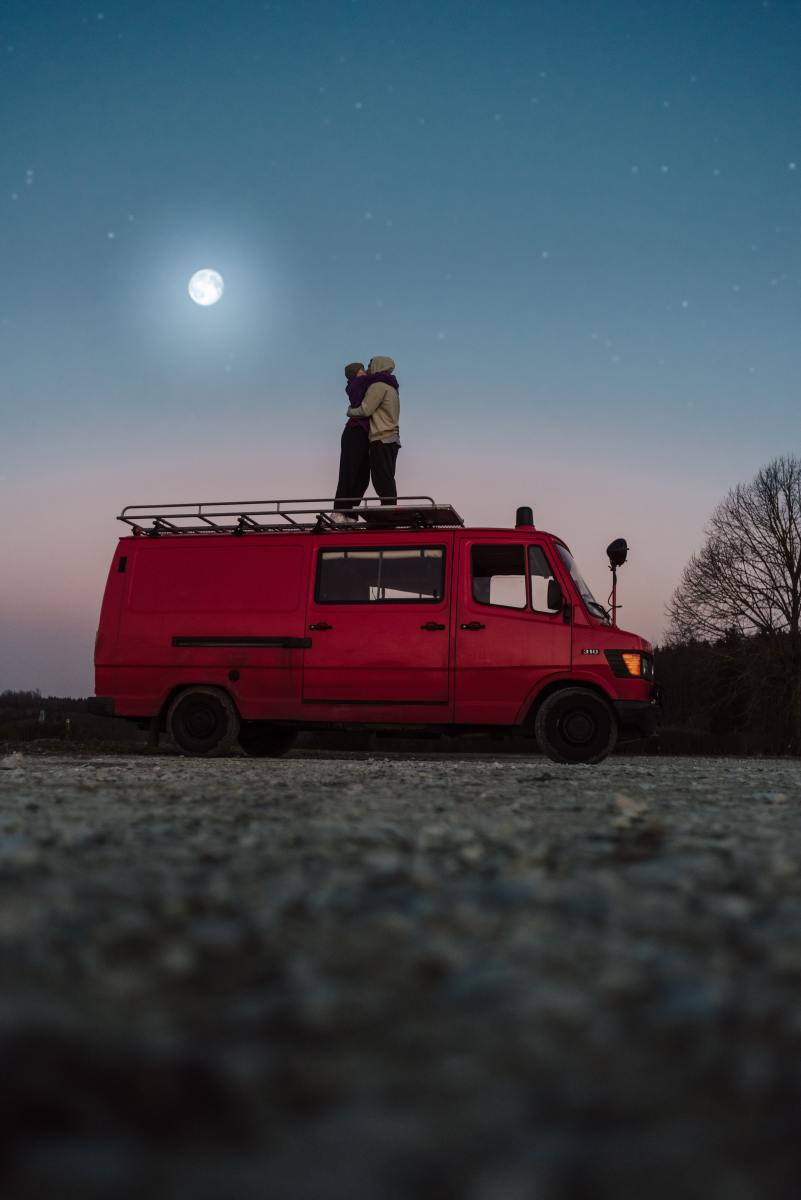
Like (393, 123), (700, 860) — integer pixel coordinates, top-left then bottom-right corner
(188, 269), (224, 306)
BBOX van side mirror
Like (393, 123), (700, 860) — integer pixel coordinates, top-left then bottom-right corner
(547, 578), (563, 611)
(606, 538), (628, 568)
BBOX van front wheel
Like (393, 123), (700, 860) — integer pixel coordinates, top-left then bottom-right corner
(534, 688), (617, 765)
(166, 687), (240, 757)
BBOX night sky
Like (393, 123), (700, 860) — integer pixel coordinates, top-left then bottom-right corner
(2, 0), (800, 694)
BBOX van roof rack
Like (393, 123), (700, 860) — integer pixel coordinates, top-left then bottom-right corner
(118, 496), (465, 536)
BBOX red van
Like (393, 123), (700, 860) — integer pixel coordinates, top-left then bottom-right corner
(90, 497), (658, 764)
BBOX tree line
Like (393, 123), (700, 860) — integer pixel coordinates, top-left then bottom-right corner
(0, 690), (89, 716)
(657, 455), (801, 756)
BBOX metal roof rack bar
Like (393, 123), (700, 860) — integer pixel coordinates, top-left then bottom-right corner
(198, 514), (229, 532)
(118, 496), (464, 536)
(235, 514), (264, 533)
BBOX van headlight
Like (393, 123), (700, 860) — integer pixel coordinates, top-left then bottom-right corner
(605, 650), (654, 680)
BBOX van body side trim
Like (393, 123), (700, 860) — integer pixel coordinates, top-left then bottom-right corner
(302, 698), (449, 707)
(172, 636), (312, 649)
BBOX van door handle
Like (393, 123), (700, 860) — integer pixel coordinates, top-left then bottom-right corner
(309, 622), (332, 631)
(460, 621), (486, 631)
(420, 621), (446, 631)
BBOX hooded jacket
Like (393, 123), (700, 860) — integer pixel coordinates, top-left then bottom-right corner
(345, 368), (398, 433)
(347, 356), (401, 444)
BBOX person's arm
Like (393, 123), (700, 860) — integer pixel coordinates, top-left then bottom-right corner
(347, 382), (386, 418)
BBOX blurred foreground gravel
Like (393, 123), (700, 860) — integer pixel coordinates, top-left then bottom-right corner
(2, 751), (801, 1199)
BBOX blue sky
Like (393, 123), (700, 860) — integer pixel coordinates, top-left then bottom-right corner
(2, 0), (800, 692)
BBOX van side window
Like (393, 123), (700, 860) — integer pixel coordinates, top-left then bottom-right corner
(529, 545), (561, 614)
(471, 545), (526, 609)
(316, 547), (445, 604)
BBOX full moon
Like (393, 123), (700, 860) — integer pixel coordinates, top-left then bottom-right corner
(188, 268), (224, 306)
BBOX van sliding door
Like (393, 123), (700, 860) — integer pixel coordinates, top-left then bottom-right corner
(303, 541), (453, 705)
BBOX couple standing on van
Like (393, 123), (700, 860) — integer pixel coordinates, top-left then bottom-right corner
(333, 355), (400, 516)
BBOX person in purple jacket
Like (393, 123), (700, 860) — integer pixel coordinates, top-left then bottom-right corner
(333, 362), (371, 514)
(333, 359), (400, 514)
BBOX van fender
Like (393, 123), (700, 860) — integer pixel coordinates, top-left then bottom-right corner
(515, 670), (617, 728)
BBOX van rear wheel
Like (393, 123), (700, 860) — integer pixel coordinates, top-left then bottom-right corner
(534, 687), (617, 765)
(167, 687), (240, 757)
(239, 723), (297, 758)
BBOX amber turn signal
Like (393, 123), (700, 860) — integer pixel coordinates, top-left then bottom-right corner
(621, 652), (642, 677)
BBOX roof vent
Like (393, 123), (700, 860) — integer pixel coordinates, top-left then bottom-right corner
(515, 505), (534, 528)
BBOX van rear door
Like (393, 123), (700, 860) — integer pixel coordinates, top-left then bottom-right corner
(117, 538), (310, 718)
(303, 538), (452, 704)
(454, 537), (572, 724)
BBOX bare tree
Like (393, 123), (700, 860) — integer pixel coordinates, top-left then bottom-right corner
(667, 456), (801, 643)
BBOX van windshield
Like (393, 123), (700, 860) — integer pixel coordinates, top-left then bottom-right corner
(555, 544), (610, 624)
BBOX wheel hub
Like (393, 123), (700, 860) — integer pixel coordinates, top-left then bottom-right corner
(562, 711), (595, 744)
(185, 705), (217, 738)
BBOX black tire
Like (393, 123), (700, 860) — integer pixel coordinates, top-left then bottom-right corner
(534, 687), (617, 765)
(166, 687), (240, 757)
(239, 723), (298, 758)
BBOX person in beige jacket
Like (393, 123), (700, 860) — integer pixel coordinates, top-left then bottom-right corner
(346, 355), (401, 505)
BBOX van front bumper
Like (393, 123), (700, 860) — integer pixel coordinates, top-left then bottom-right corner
(613, 697), (660, 740)
(87, 696), (115, 717)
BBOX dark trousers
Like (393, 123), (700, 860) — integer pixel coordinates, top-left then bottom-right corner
(369, 441), (400, 505)
(334, 425), (371, 511)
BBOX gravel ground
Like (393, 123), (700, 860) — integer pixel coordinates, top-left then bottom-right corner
(2, 751), (801, 1200)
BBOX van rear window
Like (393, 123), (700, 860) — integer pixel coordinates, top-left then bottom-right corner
(316, 547), (444, 604)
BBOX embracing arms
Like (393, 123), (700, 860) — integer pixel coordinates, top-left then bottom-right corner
(347, 381), (387, 418)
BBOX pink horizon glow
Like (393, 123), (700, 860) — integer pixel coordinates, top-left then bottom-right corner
(1, 430), (727, 697)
